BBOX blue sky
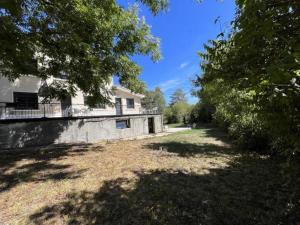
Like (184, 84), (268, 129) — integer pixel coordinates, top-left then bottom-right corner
(118, 0), (236, 104)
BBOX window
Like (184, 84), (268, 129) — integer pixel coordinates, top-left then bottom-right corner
(116, 119), (130, 129)
(83, 96), (89, 106)
(13, 92), (38, 110)
(84, 96), (105, 109)
(126, 98), (134, 109)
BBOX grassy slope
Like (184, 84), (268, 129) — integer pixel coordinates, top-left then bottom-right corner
(0, 127), (299, 225)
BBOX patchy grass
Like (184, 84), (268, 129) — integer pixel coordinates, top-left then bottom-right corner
(0, 127), (299, 225)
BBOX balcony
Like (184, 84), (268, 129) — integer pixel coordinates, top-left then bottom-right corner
(0, 103), (160, 120)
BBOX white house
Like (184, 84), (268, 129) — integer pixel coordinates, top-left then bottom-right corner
(0, 55), (164, 148)
(0, 75), (151, 120)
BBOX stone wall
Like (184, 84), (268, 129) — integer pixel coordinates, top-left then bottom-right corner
(0, 115), (163, 149)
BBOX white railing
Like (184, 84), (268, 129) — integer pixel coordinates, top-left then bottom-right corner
(0, 103), (160, 120)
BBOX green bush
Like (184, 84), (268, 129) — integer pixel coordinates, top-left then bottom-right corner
(227, 114), (270, 152)
(189, 102), (213, 124)
(194, 0), (300, 158)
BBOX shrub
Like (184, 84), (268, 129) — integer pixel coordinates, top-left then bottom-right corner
(227, 113), (270, 152)
(189, 102), (214, 124)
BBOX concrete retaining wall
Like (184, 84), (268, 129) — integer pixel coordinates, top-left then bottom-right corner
(0, 115), (163, 149)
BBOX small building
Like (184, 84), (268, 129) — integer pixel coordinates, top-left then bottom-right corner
(0, 75), (163, 149)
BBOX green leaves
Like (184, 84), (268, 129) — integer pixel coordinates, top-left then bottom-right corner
(138, 0), (169, 15)
(0, 0), (164, 103)
(197, 0), (300, 156)
(170, 88), (187, 106)
(0, 0), (22, 17)
(142, 87), (166, 112)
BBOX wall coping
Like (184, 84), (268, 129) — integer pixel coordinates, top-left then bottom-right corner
(0, 113), (162, 124)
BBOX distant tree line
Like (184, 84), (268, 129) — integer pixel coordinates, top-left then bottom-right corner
(142, 87), (193, 125)
(164, 88), (192, 124)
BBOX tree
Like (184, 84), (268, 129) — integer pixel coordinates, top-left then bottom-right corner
(189, 102), (213, 124)
(164, 102), (192, 124)
(195, 0), (300, 155)
(0, 0), (168, 103)
(171, 102), (191, 124)
(170, 88), (187, 105)
(142, 87), (166, 112)
(163, 107), (173, 124)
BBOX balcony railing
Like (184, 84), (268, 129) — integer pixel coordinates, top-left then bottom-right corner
(0, 102), (160, 120)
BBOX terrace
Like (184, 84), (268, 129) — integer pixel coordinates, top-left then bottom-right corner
(0, 102), (160, 120)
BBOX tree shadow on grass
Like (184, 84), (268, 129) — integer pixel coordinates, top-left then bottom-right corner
(144, 140), (235, 157)
(146, 125), (234, 158)
(0, 143), (103, 192)
(196, 123), (231, 144)
(29, 155), (300, 225)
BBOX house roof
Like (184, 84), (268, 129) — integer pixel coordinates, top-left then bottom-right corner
(113, 86), (145, 98)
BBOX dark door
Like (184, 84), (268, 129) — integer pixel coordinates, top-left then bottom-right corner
(115, 98), (123, 115)
(148, 117), (154, 133)
(61, 96), (72, 117)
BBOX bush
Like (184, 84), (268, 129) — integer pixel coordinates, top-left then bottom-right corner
(189, 102), (214, 124)
(227, 114), (270, 152)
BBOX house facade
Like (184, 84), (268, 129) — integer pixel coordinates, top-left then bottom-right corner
(0, 75), (152, 120)
(0, 75), (164, 149)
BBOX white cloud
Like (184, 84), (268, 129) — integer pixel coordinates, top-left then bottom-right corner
(179, 62), (189, 69)
(157, 79), (181, 92)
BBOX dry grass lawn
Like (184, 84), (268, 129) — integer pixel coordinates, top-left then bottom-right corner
(0, 126), (299, 225)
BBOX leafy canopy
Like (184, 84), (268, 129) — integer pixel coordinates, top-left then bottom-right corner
(164, 88), (191, 124)
(142, 87), (166, 112)
(0, 0), (168, 103)
(170, 88), (187, 106)
(196, 0), (300, 154)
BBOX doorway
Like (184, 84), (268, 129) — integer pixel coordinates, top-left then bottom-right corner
(148, 117), (155, 134)
(115, 98), (123, 115)
(61, 96), (72, 117)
